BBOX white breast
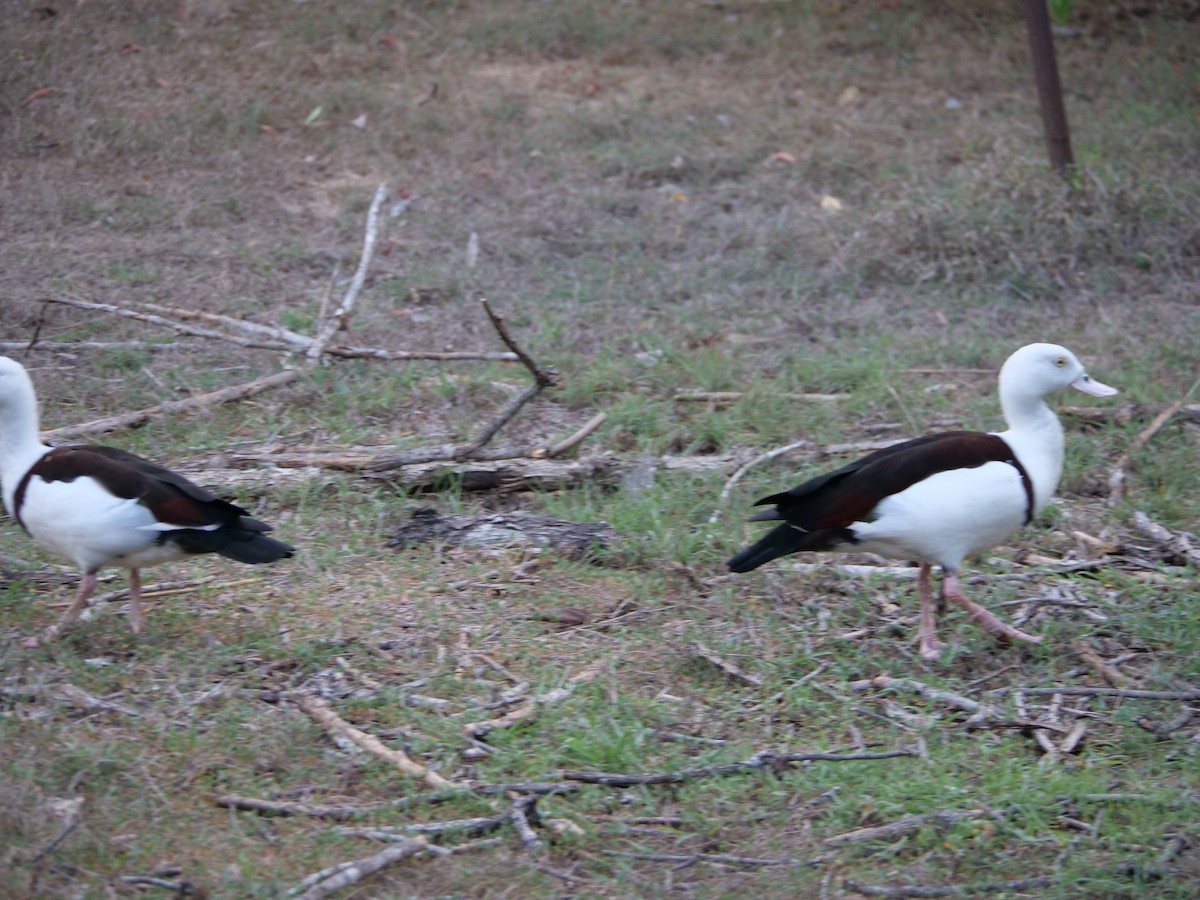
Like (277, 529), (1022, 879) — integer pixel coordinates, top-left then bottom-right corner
(850, 461), (1029, 569)
(20, 476), (189, 572)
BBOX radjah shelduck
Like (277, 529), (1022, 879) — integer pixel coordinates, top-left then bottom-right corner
(728, 343), (1118, 659)
(0, 356), (294, 638)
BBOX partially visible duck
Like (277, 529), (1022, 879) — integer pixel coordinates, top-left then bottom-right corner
(0, 356), (294, 637)
(728, 343), (1118, 659)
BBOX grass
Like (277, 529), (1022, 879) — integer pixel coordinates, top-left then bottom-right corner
(1, 0), (1199, 897)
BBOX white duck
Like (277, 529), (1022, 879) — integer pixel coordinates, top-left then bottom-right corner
(728, 343), (1118, 659)
(0, 356), (293, 637)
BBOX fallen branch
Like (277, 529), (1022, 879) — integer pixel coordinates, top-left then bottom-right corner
(674, 391), (843, 404)
(1000, 686), (1200, 701)
(1, 340), (181, 353)
(710, 438), (813, 523)
(561, 748), (915, 787)
(295, 694), (455, 789)
(463, 664), (601, 740)
(601, 849), (814, 868)
(43, 370), (301, 440)
(844, 875), (1055, 897)
(824, 807), (1003, 846)
(1131, 512), (1200, 567)
(848, 675), (996, 726)
(509, 794), (544, 854)
(307, 183), (388, 361)
(288, 836), (444, 899)
(690, 641), (764, 687)
(45, 295), (293, 352)
(547, 412), (607, 458)
(1108, 377), (1200, 507)
(1072, 639), (1137, 689)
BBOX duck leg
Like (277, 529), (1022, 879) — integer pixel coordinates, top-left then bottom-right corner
(941, 572), (1043, 647)
(46, 571), (99, 638)
(126, 569), (144, 634)
(916, 562), (948, 660)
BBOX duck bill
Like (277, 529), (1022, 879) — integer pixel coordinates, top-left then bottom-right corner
(1071, 374), (1119, 397)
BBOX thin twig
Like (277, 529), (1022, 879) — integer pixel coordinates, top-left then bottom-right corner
(824, 808), (1005, 846)
(690, 641), (764, 687)
(509, 795), (544, 854)
(43, 370), (301, 440)
(561, 748), (915, 787)
(288, 836), (444, 899)
(307, 183), (389, 361)
(998, 687), (1200, 700)
(1108, 374), (1200, 506)
(1072, 639), (1137, 689)
(295, 694), (455, 788)
(674, 391), (844, 403)
(601, 849), (815, 868)
(843, 875), (1056, 897)
(547, 412), (607, 458)
(131, 301), (311, 348)
(710, 439), (812, 523)
(849, 675), (996, 726)
(463, 664), (601, 740)
(479, 297), (555, 387)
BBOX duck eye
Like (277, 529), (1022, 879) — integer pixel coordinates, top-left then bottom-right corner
(1054, 357), (1067, 368)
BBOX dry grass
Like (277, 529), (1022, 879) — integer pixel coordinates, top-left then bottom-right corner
(1, 1), (1199, 897)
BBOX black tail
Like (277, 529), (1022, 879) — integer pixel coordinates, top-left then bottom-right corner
(727, 523), (855, 573)
(168, 519), (295, 564)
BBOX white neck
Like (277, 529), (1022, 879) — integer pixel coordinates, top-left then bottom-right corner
(0, 372), (51, 515)
(997, 388), (1065, 513)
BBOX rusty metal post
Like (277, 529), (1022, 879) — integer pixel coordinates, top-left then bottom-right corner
(1023, 0), (1075, 173)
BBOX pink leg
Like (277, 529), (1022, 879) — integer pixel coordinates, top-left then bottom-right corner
(127, 569), (143, 634)
(45, 572), (98, 639)
(916, 562), (947, 660)
(941, 573), (1043, 647)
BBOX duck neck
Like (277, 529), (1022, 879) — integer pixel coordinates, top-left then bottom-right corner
(1, 379), (49, 512)
(999, 390), (1065, 511)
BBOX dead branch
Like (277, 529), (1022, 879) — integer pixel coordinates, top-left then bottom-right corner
(1131, 512), (1200, 566)
(1134, 707), (1196, 739)
(463, 664), (601, 740)
(548, 412), (607, 458)
(45, 295), (296, 352)
(1000, 686), (1200, 701)
(509, 795), (544, 854)
(674, 391), (844, 403)
(849, 675), (996, 726)
(131, 300), (311, 349)
(824, 808), (1003, 846)
(900, 367), (994, 375)
(335, 811), (511, 839)
(289, 836), (444, 899)
(43, 370), (301, 440)
(600, 849), (814, 868)
(211, 795), (375, 820)
(844, 875), (1056, 897)
(295, 694), (456, 789)
(710, 438), (813, 523)
(1108, 377), (1200, 506)
(444, 298), (559, 459)
(690, 641), (764, 687)
(480, 297), (555, 388)
(308, 183), (388, 361)
(0, 340), (182, 353)
(562, 748), (915, 787)
(1072, 639), (1137, 688)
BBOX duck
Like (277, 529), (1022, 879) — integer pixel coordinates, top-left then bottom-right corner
(727, 343), (1118, 659)
(0, 356), (294, 637)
